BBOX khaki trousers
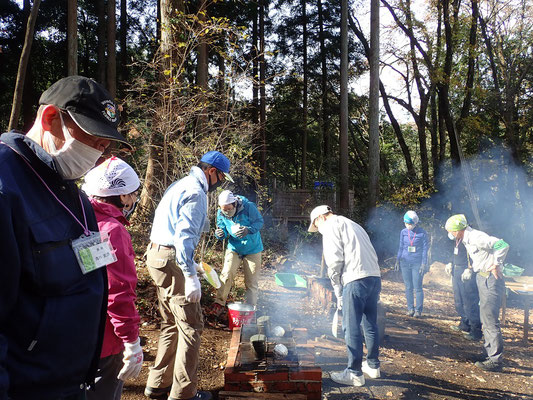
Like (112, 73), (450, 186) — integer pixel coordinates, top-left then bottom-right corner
(215, 250), (261, 307)
(145, 244), (203, 400)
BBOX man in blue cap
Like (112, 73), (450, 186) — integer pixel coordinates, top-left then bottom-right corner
(144, 151), (233, 400)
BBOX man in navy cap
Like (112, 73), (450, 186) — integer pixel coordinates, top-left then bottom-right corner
(0, 76), (130, 400)
(144, 151), (233, 400)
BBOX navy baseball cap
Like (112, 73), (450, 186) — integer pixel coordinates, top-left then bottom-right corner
(200, 151), (234, 182)
(39, 76), (131, 148)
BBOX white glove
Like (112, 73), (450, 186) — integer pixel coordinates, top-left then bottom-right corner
(215, 228), (225, 238)
(394, 260), (400, 272)
(185, 274), (202, 303)
(195, 262), (204, 274)
(445, 263), (453, 276)
(117, 337), (143, 381)
(461, 268), (473, 282)
(235, 226), (249, 238)
(333, 284), (343, 310)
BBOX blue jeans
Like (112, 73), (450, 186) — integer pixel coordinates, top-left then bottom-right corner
(342, 276), (382, 373)
(400, 262), (424, 312)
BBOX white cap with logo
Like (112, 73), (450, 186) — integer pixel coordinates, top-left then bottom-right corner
(308, 205), (332, 232)
(218, 189), (237, 206)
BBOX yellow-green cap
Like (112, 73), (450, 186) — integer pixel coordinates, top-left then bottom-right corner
(445, 214), (467, 232)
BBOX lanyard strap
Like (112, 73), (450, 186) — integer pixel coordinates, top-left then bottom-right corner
(408, 230), (416, 246)
(1, 141), (90, 236)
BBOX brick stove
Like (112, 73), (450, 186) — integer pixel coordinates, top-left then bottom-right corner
(222, 322), (322, 400)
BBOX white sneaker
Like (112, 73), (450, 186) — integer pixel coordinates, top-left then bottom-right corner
(330, 368), (365, 386)
(362, 360), (381, 378)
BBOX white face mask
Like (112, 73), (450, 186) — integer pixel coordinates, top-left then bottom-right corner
(448, 232), (455, 240)
(405, 223), (415, 230)
(44, 113), (103, 180)
(222, 207), (236, 218)
(122, 197), (139, 219)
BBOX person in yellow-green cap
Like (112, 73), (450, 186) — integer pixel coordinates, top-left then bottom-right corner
(445, 214), (510, 372)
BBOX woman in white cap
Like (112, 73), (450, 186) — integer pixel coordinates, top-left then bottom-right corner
(82, 157), (143, 400)
(394, 210), (429, 317)
(207, 190), (264, 319)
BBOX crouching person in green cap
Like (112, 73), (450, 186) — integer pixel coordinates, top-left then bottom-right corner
(445, 214), (509, 372)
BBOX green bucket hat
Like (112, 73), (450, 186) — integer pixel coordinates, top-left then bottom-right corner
(445, 214), (468, 232)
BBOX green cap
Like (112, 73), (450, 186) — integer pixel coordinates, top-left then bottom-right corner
(445, 214), (468, 232)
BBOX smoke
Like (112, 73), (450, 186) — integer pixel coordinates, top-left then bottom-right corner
(366, 143), (533, 274)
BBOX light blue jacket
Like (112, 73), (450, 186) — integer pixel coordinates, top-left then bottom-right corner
(150, 166), (208, 277)
(216, 195), (264, 256)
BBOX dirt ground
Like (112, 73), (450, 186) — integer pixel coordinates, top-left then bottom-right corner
(122, 258), (533, 400)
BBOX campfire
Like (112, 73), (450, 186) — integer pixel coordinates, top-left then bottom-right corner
(221, 316), (322, 400)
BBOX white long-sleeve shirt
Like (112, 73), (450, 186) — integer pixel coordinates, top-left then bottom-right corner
(462, 226), (509, 273)
(321, 215), (381, 287)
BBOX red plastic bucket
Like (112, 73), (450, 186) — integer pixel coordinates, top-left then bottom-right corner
(227, 302), (255, 330)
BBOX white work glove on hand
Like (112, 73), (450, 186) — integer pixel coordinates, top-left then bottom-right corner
(333, 285), (343, 310)
(117, 337), (143, 381)
(394, 260), (400, 272)
(185, 274), (202, 303)
(195, 262), (204, 274)
(215, 228), (225, 238)
(461, 268), (473, 282)
(445, 263), (453, 276)
(235, 226), (249, 238)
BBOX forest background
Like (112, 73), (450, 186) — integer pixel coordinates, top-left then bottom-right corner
(1, 0), (533, 273)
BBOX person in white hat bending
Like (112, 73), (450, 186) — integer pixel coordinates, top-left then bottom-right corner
(82, 157), (143, 400)
(308, 206), (382, 387)
(206, 190), (264, 319)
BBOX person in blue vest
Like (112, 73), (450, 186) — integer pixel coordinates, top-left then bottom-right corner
(207, 190), (264, 318)
(394, 211), (430, 317)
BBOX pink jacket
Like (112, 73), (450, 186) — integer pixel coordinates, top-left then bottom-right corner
(90, 199), (140, 358)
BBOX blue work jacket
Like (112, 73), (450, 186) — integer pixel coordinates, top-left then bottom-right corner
(396, 226), (429, 266)
(0, 132), (107, 399)
(216, 196), (264, 256)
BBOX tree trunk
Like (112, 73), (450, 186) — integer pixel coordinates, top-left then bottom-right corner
(437, 0), (460, 164)
(120, 0), (128, 84)
(107, 0), (117, 98)
(348, 14), (416, 180)
(67, 0), (78, 76)
(259, 0), (267, 184)
(429, 87), (439, 179)
(196, 1), (208, 136)
(368, 0), (380, 207)
(317, 0), (330, 178)
(21, 0), (34, 132)
(300, 0), (308, 189)
(8, 0), (41, 132)
(139, 0), (183, 215)
(252, 3), (258, 125)
(339, 0), (349, 212)
(97, 0), (106, 84)
(456, 0), (478, 137)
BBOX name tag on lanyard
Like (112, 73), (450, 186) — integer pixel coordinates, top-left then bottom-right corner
(72, 231), (117, 274)
(454, 247), (459, 255)
(408, 246), (416, 253)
